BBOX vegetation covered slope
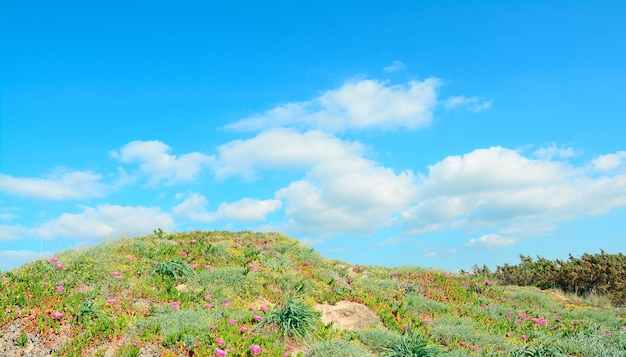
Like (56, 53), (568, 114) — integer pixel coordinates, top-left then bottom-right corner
(1, 230), (625, 356)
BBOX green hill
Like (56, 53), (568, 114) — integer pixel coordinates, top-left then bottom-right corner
(1, 230), (625, 356)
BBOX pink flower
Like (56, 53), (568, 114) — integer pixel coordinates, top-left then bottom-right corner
(195, 340), (200, 346)
(52, 311), (63, 318)
(223, 300), (232, 307)
(171, 302), (180, 310)
(115, 275), (123, 280)
(604, 333), (613, 337)
(228, 319), (236, 324)
(210, 325), (217, 329)
(191, 239), (197, 243)
(250, 344), (261, 355)
(470, 345), (479, 350)
(459, 341), (466, 346)
(50, 257), (58, 263)
(217, 339), (225, 346)
(127, 256), (133, 261)
(180, 251), (188, 256)
(233, 243), (240, 247)
(215, 348), (227, 356)
(107, 298), (117, 304)
(240, 326), (249, 332)
(304, 261), (311, 266)
(521, 335), (528, 340)
(250, 306), (256, 311)
(423, 318), (430, 324)
(204, 293), (212, 300)
(286, 345), (295, 351)
(111, 271), (120, 276)
(191, 264), (198, 269)
(486, 280), (493, 286)
(131, 339), (139, 345)
(204, 265), (212, 269)
(253, 315), (262, 321)
(283, 354), (289, 357)
(55, 285), (64, 292)
(206, 303), (213, 309)
(259, 305), (268, 312)
(55, 264), (63, 269)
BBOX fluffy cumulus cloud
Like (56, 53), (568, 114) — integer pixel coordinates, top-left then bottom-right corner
(33, 205), (174, 239)
(225, 78), (441, 132)
(592, 151), (626, 171)
(214, 129), (418, 234)
(111, 140), (214, 185)
(402, 147), (626, 245)
(213, 128), (364, 180)
(0, 171), (106, 200)
(173, 193), (281, 223)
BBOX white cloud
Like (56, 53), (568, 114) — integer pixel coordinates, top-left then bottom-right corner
(592, 151), (626, 171)
(383, 60), (406, 72)
(0, 250), (52, 272)
(533, 142), (578, 160)
(467, 233), (517, 249)
(0, 224), (27, 240)
(225, 78), (441, 132)
(213, 128), (364, 180)
(403, 146), (626, 241)
(444, 95), (492, 112)
(215, 129), (419, 234)
(33, 205), (174, 239)
(173, 193), (281, 223)
(111, 140), (214, 185)
(0, 170), (106, 200)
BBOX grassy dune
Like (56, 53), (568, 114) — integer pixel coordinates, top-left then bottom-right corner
(1, 230), (625, 356)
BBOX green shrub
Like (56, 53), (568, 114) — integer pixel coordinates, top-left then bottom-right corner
(154, 260), (194, 280)
(256, 293), (320, 339)
(381, 327), (442, 357)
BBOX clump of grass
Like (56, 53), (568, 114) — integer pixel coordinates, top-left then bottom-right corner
(381, 327), (442, 356)
(154, 260), (194, 280)
(256, 291), (320, 339)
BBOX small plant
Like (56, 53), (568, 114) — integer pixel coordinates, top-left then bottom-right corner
(256, 292), (320, 339)
(154, 260), (194, 280)
(115, 343), (140, 357)
(14, 329), (28, 347)
(381, 327), (442, 357)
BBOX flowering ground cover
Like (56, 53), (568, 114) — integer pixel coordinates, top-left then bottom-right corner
(1, 230), (625, 356)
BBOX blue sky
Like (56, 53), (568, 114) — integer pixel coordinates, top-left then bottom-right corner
(2, 1), (626, 272)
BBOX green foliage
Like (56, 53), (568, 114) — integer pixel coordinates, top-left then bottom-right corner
(495, 250), (626, 305)
(381, 327), (442, 356)
(256, 292), (320, 339)
(14, 329), (28, 347)
(304, 340), (370, 357)
(154, 260), (194, 280)
(3, 230), (626, 356)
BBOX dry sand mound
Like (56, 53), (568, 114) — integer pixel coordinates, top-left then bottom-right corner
(313, 301), (385, 330)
